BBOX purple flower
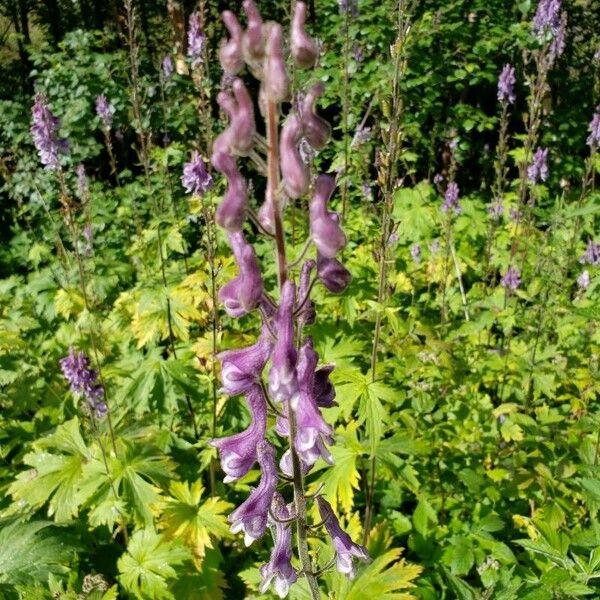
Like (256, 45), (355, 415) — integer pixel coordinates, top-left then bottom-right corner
(497, 64), (516, 104)
(211, 385), (267, 482)
(162, 55), (174, 79)
(264, 24), (289, 103)
(95, 94), (114, 130)
(501, 266), (521, 290)
(509, 207), (522, 223)
(259, 493), (298, 597)
(313, 365), (336, 408)
(299, 83), (331, 151)
(228, 440), (278, 546)
(587, 107), (600, 148)
(187, 11), (205, 66)
(82, 223), (93, 257)
(309, 175), (346, 258)
(352, 125), (372, 147)
(433, 173), (444, 186)
(488, 199), (504, 221)
(76, 164), (88, 198)
(181, 151), (213, 196)
(527, 147), (549, 184)
(291, 1), (318, 69)
(549, 12), (566, 63)
(59, 348), (105, 417)
(533, 0), (561, 36)
(352, 43), (364, 63)
(211, 151), (248, 232)
(31, 93), (69, 169)
(220, 10), (244, 75)
(580, 239), (600, 266)
(338, 0), (359, 18)
(316, 496), (369, 578)
(280, 114), (309, 199)
(316, 254), (352, 294)
(361, 182), (373, 202)
(410, 244), (421, 265)
(578, 270), (590, 290)
(442, 182), (461, 215)
(430, 239), (441, 253)
(219, 231), (263, 317)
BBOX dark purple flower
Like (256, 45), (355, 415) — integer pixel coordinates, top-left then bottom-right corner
(309, 176), (346, 258)
(31, 93), (69, 169)
(259, 493), (298, 597)
(187, 11), (205, 66)
(316, 496), (369, 579)
(527, 147), (549, 184)
(182, 151), (213, 196)
(211, 385), (267, 482)
(501, 266), (521, 290)
(533, 0), (561, 36)
(549, 12), (566, 63)
(580, 239), (600, 266)
(219, 231), (263, 317)
(442, 182), (461, 215)
(497, 64), (516, 104)
(410, 244), (421, 265)
(587, 107), (600, 148)
(60, 348), (105, 417)
(578, 270), (590, 290)
(228, 440), (278, 546)
(313, 365), (336, 408)
(162, 55), (174, 79)
(316, 254), (351, 294)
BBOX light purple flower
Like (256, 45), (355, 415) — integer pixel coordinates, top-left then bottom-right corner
(162, 55), (174, 79)
(95, 94), (114, 130)
(410, 244), (421, 265)
(430, 239), (441, 253)
(316, 496), (369, 579)
(299, 83), (330, 151)
(497, 64), (516, 104)
(309, 175), (346, 258)
(211, 151), (248, 232)
(228, 440), (278, 546)
(280, 114), (308, 199)
(76, 164), (88, 198)
(291, 1), (318, 69)
(587, 107), (600, 148)
(352, 125), (372, 147)
(501, 266), (521, 290)
(532, 0), (561, 36)
(442, 182), (461, 215)
(580, 239), (600, 266)
(577, 270), (590, 290)
(433, 173), (444, 185)
(82, 223), (93, 257)
(60, 348), (105, 417)
(509, 207), (522, 223)
(211, 385), (267, 482)
(220, 10), (244, 75)
(259, 493), (298, 598)
(338, 0), (359, 18)
(549, 12), (566, 63)
(187, 11), (205, 66)
(488, 199), (504, 221)
(361, 182), (373, 202)
(527, 147), (549, 184)
(182, 151), (213, 196)
(31, 93), (69, 169)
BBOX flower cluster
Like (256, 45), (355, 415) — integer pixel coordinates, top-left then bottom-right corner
(501, 266), (521, 291)
(162, 55), (174, 80)
(206, 2), (367, 595)
(30, 93), (69, 169)
(580, 239), (600, 266)
(497, 64), (516, 104)
(95, 94), (115, 130)
(442, 181), (461, 215)
(60, 348), (107, 417)
(181, 151), (213, 196)
(587, 107), (600, 148)
(532, 0), (561, 36)
(527, 147), (549, 184)
(187, 11), (205, 66)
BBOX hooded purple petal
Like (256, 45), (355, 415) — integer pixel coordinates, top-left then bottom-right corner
(242, 0), (265, 63)
(280, 114), (309, 199)
(264, 24), (289, 103)
(300, 84), (331, 150)
(212, 151), (249, 231)
(309, 176), (346, 258)
(291, 2), (318, 69)
(316, 253), (351, 294)
(220, 11), (244, 74)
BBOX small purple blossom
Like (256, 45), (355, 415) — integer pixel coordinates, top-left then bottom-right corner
(501, 266), (521, 291)
(533, 0), (561, 36)
(31, 93), (69, 169)
(181, 150), (213, 196)
(95, 94), (114, 130)
(82, 223), (93, 257)
(488, 199), (504, 221)
(352, 43), (364, 63)
(361, 182), (374, 202)
(430, 239), (441, 253)
(577, 270), (590, 290)
(433, 173), (444, 185)
(162, 55), (174, 79)
(549, 12), (567, 63)
(442, 182), (461, 215)
(59, 348), (105, 417)
(497, 64), (516, 104)
(351, 125), (371, 146)
(587, 107), (600, 148)
(410, 243), (421, 264)
(580, 239), (600, 266)
(187, 11), (205, 66)
(338, 0), (359, 18)
(76, 164), (88, 198)
(527, 147), (549, 184)
(509, 207), (522, 223)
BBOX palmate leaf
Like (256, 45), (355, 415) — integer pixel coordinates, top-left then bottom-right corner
(159, 480), (232, 564)
(117, 528), (189, 600)
(170, 548), (228, 600)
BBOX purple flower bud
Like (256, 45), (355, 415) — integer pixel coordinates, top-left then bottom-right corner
(31, 93), (69, 169)
(488, 199), (504, 221)
(220, 11), (244, 75)
(316, 496), (369, 578)
(527, 147), (549, 184)
(162, 55), (174, 79)
(228, 440), (278, 546)
(309, 175), (346, 258)
(242, 0), (265, 62)
(442, 182), (461, 215)
(313, 365), (336, 408)
(501, 266), (521, 290)
(299, 84), (331, 150)
(260, 493), (298, 597)
(212, 151), (249, 232)
(297, 260), (316, 326)
(264, 24), (289, 103)
(60, 348), (105, 416)
(211, 385), (267, 482)
(214, 78), (256, 156)
(578, 270), (590, 290)
(182, 150), (213, 196)
(219, 231), (263, 317)
(291, 2), (318, 69)
(533, 0), (561, 36)
(580, 239), (600, 266)
(269, 281), (299, 404)
(587, 107), (600, 147)
(317, 254), (351, 294)
(280, 114), (309, 199)
(410, 243), (421, 265)
(95, 94), (114, 130)
(218, 325), (273, 396)
(497, 64), (516, 104)
(187, 11), (205, 66)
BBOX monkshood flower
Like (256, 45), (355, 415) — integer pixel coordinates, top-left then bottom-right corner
(212, 151), (249, 231)
(299, 83), (331, 150)
(410, 244), (421, 265)
(211, 385), (267, 482)
(587, 107), (600, 148)
(527, 147), (549, 184)
(60, 348), (106, 417)
(433, 173), (444, 186)
(501, 266), (521, 290)
(532, 0), (561, 36)
(352, 125), (372, 147)
(181, 150), (213, 196)
(578, 270), (590, 290)
(228, 440), (278, 546)
(280, 114), (309, 199)
(549, 12), (566, 63)
(488, 199), (504, 221)
(31, 93), (69, 169)
(309, 175), (346, 258)
(317, 253), (352, 294)
(442, 182), (461, 215)
(95, 94), (114, 130)
(260, 493), (298, 597)
(291, 2), (318, 68)
(82, 223), (93, 257)
(313, 365), (336, 408)
(338, 0), (359, 18)
(187, 11), (205, 66)
(162, 55), (174, 79)
(76, 164), (88, 198)
(316, 496), (369, 578)
(497, 64), (516, 104)
(580, 239), (600, 266)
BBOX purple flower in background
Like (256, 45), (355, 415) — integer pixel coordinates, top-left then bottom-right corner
(60, 348), (106, 417)
(549, 11), (567, 63)
(187, 11), (205, 66)
(162, 55), (174, 79)
(181, 151), (213, 196)
(31, 93), (69, 169)
(430, 239), (441, 253)
(410, 243), (421, 264)
(527, 147), (549, 184)
(509, 207), (522, 223)
(260, 493), (298, 598)
(361, 182), (373, 202)
(501, 266), (521, 291)
(316, 496), (369, 578)
(351, 125), (371, 146)
(488, 199), (504, 221)
(580, 239), (600, 265)
(533, 0), (561, 36)
(95, 94), (114, 130)
(442, 182), (461, 215)
(76, 164), (88, 198)
(595, 48), (600, 62)
(338, 0), (359, 17)
(497, 64), (516, 104)
(587, 108), (600, 147)
(352, 43), (364, 63)
(316, 254), (352, 294)
(433, 173), (444, 186)
(577, 270), (590, 290)
(82, 223), (93, 257)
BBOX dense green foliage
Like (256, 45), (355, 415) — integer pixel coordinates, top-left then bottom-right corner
(1, 0), (600, 598)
